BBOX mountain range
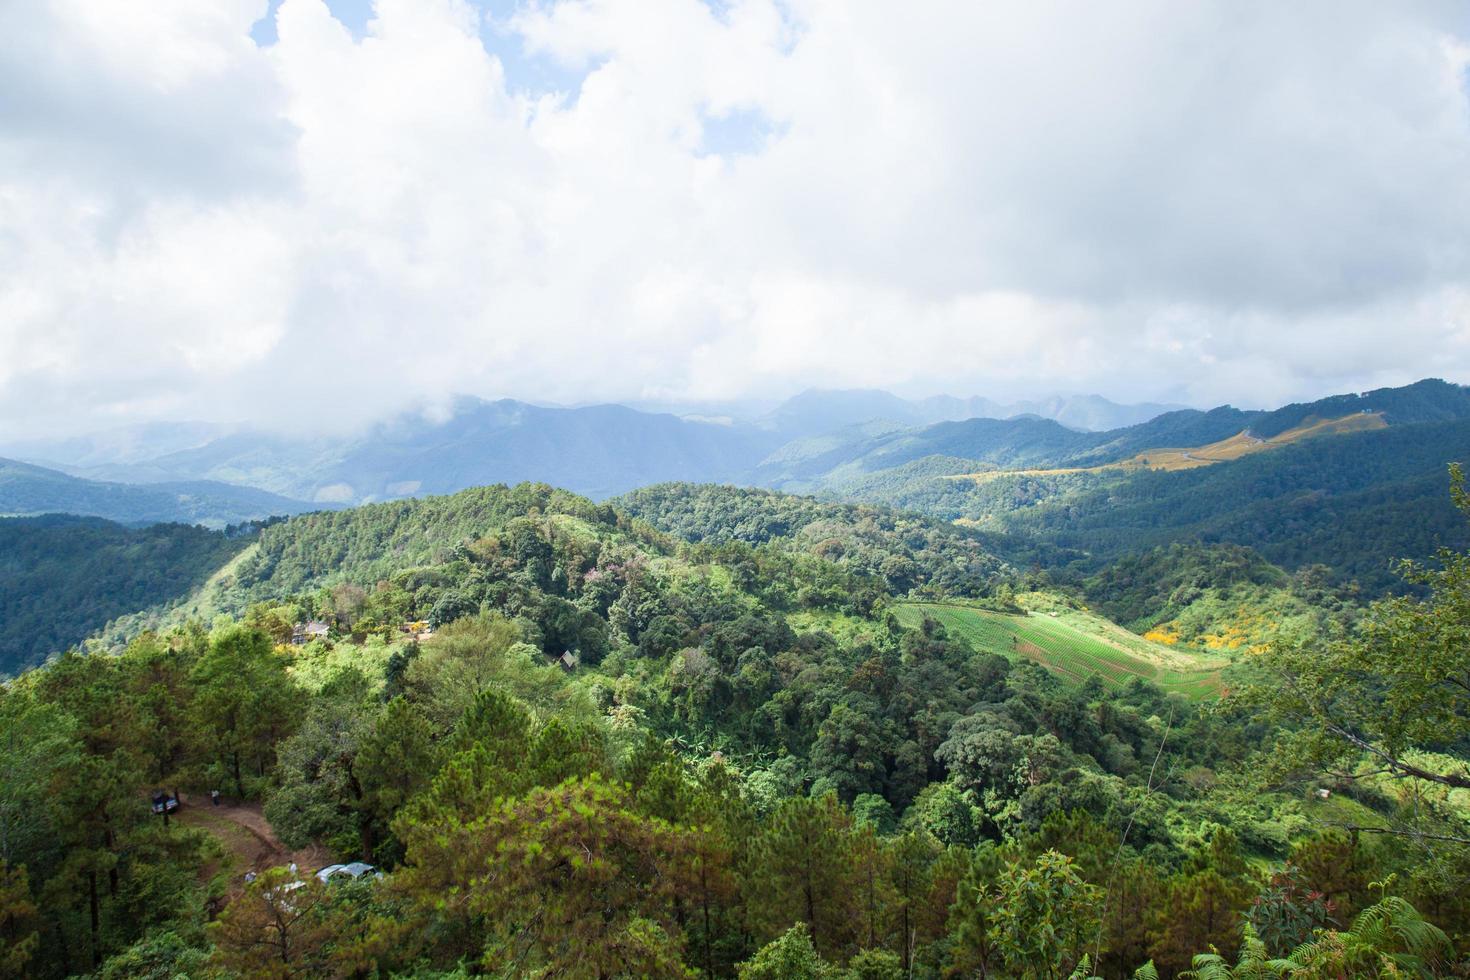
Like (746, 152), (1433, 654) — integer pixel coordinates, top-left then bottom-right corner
(0, 389), (1181, 514)
(5, 377), (1470, 675)
(4, 380), (1469, 593)
(0, 456), (324, 527)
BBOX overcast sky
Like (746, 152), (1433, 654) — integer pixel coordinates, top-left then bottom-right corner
(3, 0), (1470, 437)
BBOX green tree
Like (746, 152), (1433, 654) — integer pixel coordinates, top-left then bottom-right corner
(432, 775), (699, 977)
(987, 851), (1102, 980)
(1149, 867), (1255, 976)
(191, 626), (301, 795)
(207, 868), (333, 978)
(264, 670), (380, 859)
(0, 689), (78, 870)
(885, 832), (937, 976)
(737, 923), (840, 980)
(747, 793), (861, 957)
(1256, 466), (1470, 796)
(355, 696), (442, 862)
(0, 861), (38, 979)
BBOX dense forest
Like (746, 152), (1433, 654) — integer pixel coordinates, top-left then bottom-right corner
(828, 420), (1470, 595)
(758, 379), (1470, 492)
(2, 480), (1468, 977)
(0, 516), (250, 675)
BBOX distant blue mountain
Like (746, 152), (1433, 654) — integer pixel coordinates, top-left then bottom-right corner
(35, 398), (786, 505)
(0, 457), (321, 527)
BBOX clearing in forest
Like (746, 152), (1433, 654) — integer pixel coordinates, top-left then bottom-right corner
(947, 411), (1388, 482)
(891, 601), (1228, 699)
(172, 791), (328, 883)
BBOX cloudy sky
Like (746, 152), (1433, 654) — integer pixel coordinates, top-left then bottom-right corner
(3, 0), (1470, 437)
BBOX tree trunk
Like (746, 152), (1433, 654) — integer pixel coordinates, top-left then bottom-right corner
(87, 868), (100, 969)
(53, 921), (71, 977)
(103, 820), (119, 895)
(347, 771), (375, 860)
(701, 868), (713, 980)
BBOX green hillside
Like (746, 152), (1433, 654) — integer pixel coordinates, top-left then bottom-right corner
(2, 475), (1469, 976)
(891, 600), (1229, 699)
(760, 380), (1470, 491)
(0, 515), (249, 675)
(824, 415), (1470, 594)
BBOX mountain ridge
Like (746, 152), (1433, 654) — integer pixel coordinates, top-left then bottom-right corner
(0, 456), (323, 527)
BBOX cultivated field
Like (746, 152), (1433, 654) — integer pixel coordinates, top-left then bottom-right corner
(891, 600), (1229, 699)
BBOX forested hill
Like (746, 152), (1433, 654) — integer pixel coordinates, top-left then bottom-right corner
(837, 417), (1470, 594)
(4, 468), (1469, 976)
(756, 378), (1470, 492)
(0, 515), (249, 674)
(1247, 377), (1470, 438)
(612, 482), (1008, 592)
(196, 482), (1012, 627)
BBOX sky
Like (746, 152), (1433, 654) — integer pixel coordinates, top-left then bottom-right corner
(3, 0), (1470, 438)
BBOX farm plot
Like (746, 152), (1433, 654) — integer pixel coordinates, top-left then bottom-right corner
(891, 601), (1227, 699)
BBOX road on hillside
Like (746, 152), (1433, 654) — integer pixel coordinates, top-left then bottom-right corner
(172, 791), (328, 881)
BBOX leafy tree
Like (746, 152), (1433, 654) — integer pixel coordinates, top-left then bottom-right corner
(810, 699), (893, 801)
(0, 688), (78, 870)
(1257, 466), (1470, 796)
(1245, 863), (1335, 958)
(96, 929), (208, 980)
(987, 850), (1103, 980)
(847, 947), (903, 979)
(264, 670), (380, 858)
(737, 923), (841, 980)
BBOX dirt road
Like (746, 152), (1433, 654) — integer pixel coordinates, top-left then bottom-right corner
(172, 792), (328, 878)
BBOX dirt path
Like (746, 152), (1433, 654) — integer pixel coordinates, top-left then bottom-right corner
(172, 791), (329, 879)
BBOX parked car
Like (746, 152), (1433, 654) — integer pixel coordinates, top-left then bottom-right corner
(315, 862), (383, 883)
(150, 791), (179, 815)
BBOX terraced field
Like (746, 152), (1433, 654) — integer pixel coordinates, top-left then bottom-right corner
(891, 601), (1229, 699)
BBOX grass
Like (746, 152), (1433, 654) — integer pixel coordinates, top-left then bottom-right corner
(891, 600), (1229, 699)
(786, 608), (889, 646)
(168, 542), (261, 623)
(1112, 411), (1389, 472)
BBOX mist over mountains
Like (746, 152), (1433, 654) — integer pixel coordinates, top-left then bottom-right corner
(0, 388), (1184, 513)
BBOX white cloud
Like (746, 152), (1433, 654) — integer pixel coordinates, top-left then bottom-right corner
(2, 0), (1469, 438)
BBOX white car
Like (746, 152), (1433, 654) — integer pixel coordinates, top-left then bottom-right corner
(315, 861), (383, 883)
